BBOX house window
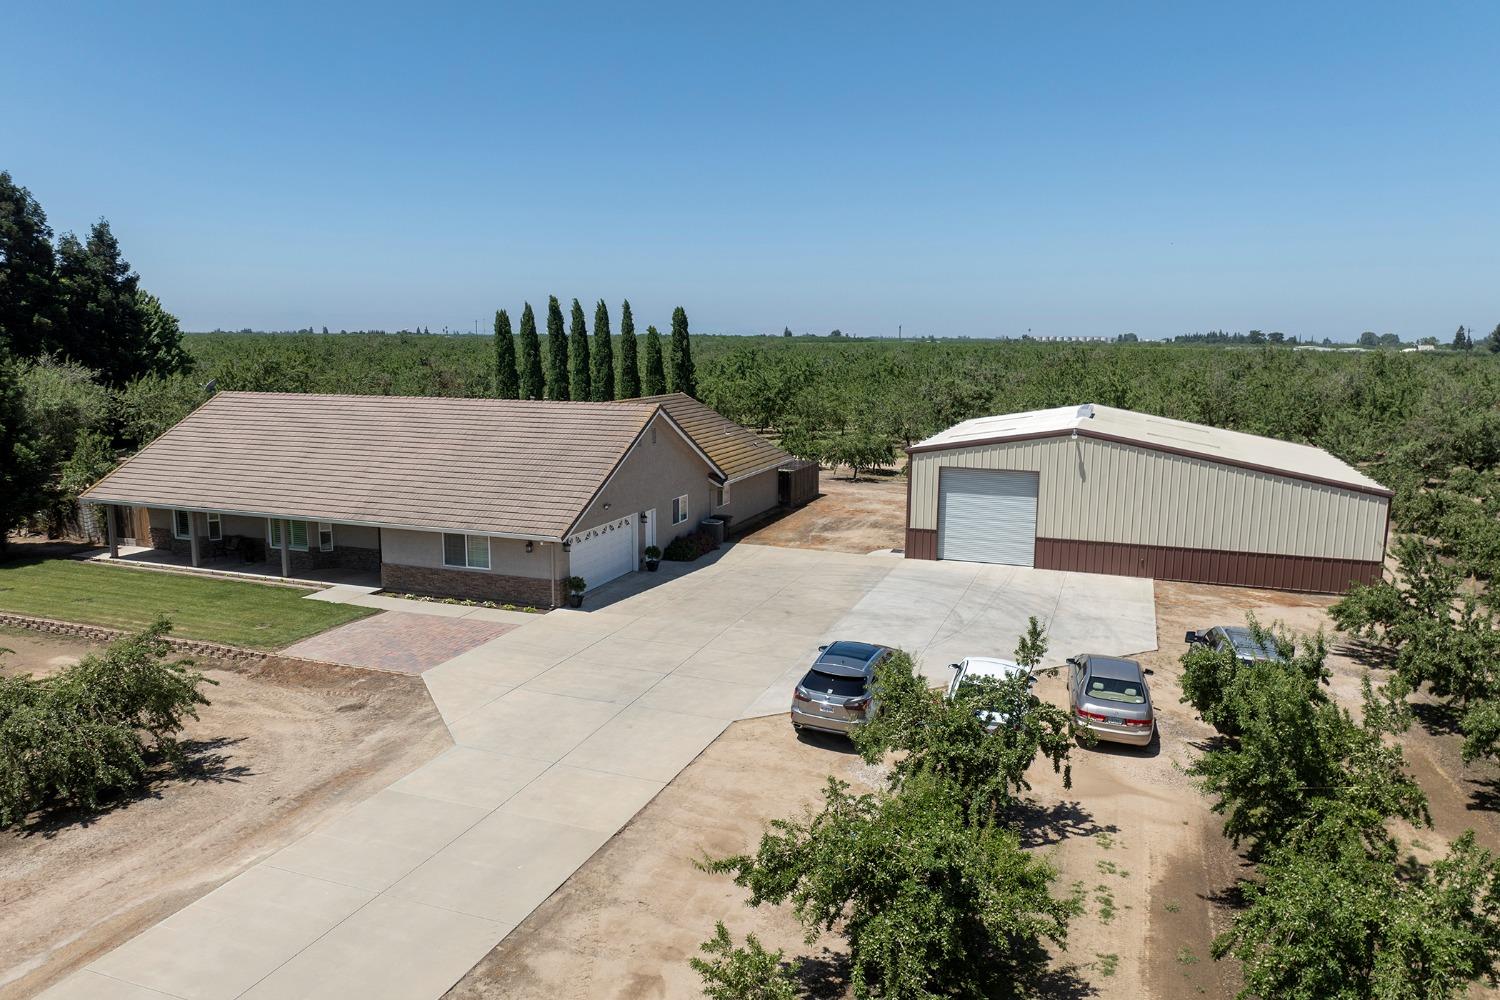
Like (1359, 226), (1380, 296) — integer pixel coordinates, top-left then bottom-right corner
(714, 484), (730, 509)
(318, 522), (334, 552)
(671, 495), (689, 525)
(173, 509), (191, 540)
(443, 533), (490, 570)
(266, 519), (309, 551)
(207, 512), (222, 541)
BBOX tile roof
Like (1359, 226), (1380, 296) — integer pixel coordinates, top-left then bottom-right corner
(911, 403), (1389, 495)
(634, 393), (792, 482)
(82, 392), (701, 538)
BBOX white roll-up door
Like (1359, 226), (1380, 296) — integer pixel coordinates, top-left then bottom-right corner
(937, 468), (1039, 566)
(568, 514), (637, 591)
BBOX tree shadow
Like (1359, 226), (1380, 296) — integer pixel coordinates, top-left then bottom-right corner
(1008, 798), (1119, 849)
(1330, 637), (1394, 669)
(793, 949), (850, 1000)
(1411, 701), (1463, 737)
(9, 735), (253, 839)
(1466, 775), (1500, 813)
(1029, 963), (1100, 1000)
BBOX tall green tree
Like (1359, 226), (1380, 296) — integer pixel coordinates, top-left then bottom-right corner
(0, 171), (59, 358)
(54, 221), (186, 386)
(0, 349), (47, 557)
(617, 300), (640, 398)
(517, 302), (544, 400)
(590, 299), (614, 401)
(1487, 323), (1500, 354)
(668, 305), (697, 397)
(492, 309), (518, 398)
(642, 325), (666, 395)
(568, 298), (591, 401)
(544, 295), (569, 400)
(1453, 325), (1473, 351)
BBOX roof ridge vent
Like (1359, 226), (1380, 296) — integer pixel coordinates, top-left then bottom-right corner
(1076, 403), (1096, 420)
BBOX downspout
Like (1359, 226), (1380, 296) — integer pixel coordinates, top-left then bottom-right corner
(550, 542), (557, 608)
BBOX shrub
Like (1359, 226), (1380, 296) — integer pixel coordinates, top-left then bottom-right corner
(699, 775), (1080, 1000)
(1179, 619), (1328, 737)
(691, 922), (801, 1000)
(663, 528), (719, 562)
(0, 618), (214, 827)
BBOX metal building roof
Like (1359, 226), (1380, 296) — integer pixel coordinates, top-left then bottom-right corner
(910, 403), (1389, 496)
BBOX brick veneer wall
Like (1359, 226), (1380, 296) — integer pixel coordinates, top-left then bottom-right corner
(381, 563), (561, 607)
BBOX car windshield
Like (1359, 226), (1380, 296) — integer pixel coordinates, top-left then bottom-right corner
(1085, 675), (1146, 704)
(803, 670), (867, 698)
(957, 674), (1020, 697)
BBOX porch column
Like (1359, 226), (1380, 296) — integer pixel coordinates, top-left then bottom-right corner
(106, 503), (119, 559)
(188, 511), (201, 568)
(279, 519), (291, 577)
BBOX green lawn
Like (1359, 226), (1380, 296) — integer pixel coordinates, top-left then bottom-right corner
(0, 558), (376, 650)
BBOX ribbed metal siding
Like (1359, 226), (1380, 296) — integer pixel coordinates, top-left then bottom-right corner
(936, 468), (1039, 566)
(910, 436), (1386, 563)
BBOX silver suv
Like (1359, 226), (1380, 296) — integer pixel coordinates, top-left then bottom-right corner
(790, 641), (894, 736)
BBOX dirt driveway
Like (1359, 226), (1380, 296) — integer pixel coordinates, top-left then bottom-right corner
(445, 578), (1500, 1000)
(740, 467), (906, 554)
(0, 628), (450, 999)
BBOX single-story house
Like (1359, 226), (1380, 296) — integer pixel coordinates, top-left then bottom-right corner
(81, 391), (813, 605)
(905, 403), (1390, 593)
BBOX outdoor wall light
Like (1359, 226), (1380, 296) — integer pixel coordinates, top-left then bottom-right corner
(562, 541), (571, 553)
(525, 541), (533, 553)
(603, 502), (612, 511)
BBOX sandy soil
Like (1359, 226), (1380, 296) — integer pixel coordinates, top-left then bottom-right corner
(0, 628), (451, 999)
(739, 468), (906, 554)
(446, 578), (1500, 1000)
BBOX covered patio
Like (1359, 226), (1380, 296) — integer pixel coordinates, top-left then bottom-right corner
(81, 542), (382, 589)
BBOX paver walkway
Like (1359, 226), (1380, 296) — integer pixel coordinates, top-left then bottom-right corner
(280, 612), (515, 674)
(42, 546), (1155, 1000)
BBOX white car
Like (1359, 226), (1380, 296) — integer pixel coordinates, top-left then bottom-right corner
(945, 657), (1035, 730)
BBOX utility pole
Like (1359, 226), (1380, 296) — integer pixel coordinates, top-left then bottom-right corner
(898, 324), (902, 341)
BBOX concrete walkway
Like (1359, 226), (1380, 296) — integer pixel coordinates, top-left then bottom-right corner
(42, 546), (1155, 1000)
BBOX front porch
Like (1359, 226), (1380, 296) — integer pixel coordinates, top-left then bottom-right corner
(79, 544), (382, 589)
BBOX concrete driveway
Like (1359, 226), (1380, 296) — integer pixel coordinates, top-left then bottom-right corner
(46, 546), (1154, 1000)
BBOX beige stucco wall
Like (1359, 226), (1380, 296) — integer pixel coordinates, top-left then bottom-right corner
(380, 527), (559, 580)
(909, 435), (1387, 562)
(573, 413), (716, 550)
(719, 467), (780, 528)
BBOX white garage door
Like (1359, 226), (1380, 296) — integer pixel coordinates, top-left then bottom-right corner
(937, 468), (1039, 566)
(568, 515), (637, 591)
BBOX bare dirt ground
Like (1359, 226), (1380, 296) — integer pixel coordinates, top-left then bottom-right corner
(0, 627), (451, 999)
(739, 467), (906, 554)
(447, 577), (1500, 1000)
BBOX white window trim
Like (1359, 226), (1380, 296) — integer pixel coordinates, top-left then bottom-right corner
(173, 509), (191, 540)
(714, 484), (731, 509)
(442, 532), (491, 571)
(318, 522), (334, 552)
(207, 512), (222, 541)
(672, 495), (689, 525)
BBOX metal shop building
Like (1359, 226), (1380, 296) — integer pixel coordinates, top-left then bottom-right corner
(903, 403), (1390, 593)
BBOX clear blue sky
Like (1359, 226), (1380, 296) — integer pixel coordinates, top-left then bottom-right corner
(6, 2), (1497, 340)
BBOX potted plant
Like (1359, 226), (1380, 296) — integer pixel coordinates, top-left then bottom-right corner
(644, 545), (662, 572)
(566, 576), (586, 608)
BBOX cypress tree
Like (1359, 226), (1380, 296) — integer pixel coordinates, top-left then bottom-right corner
(591, 299), (614, 401)
(642, 325), (666, 396)
(668, 305), (696, 397)
(493, 309), (519, 398)
(545, 295), (569, 400)
(568, 298), (591, 401)
(517, 303), (544, 400)
(617, 300), (640, 398)
(0, 171), (59, 359)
